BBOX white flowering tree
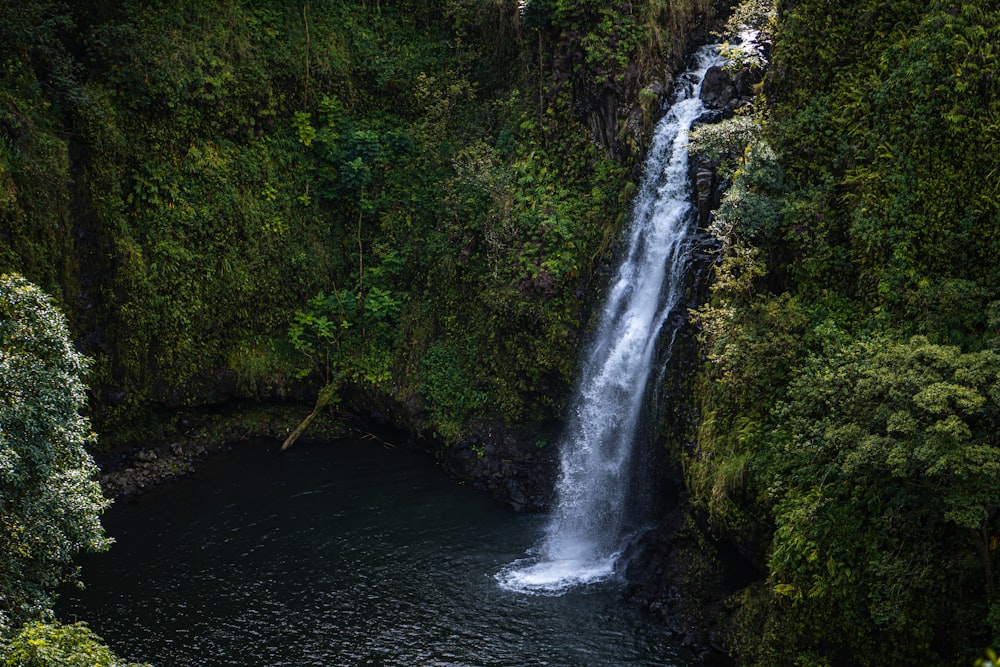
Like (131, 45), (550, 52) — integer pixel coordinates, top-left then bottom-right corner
(0, 274), (111, 630)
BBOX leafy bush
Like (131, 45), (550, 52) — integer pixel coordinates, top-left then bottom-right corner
(0, 275), (110, 630)
(2, 621), (149, 667)
(691, 117), (784, 246)
(420, 341), (486, 441)
(759, 335), (1000, 663)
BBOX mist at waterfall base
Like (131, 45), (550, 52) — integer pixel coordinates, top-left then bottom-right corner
(496, 45), (722, 596)
(60, 440), (693, 666)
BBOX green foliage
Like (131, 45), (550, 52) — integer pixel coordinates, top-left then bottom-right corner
(0, 2), (78, 300)
(265, 0), (665, 440)
(0, 0), (714, 443)
(289, 291), (353, 382)
(2, 0), (467, 429)
(1, 621), (149, 667)
(419, 342), (486, 441)
(688, 1), (1000, 663)
(757, 335), (1000, 664)
(718, 0), (774, 71)
(690, 116), (760, 169)
(227, 337), (299, 399)
(691, 117), (784, 246)
(690, 260), (809, 531)
(288, 277), (401, 392)
(769, 0), (1000, 329)
(712, 140), (783, 246)
(0, 275), (110, 630)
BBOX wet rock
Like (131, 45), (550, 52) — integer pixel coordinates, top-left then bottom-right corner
(688, 154), (729, 229)
(699, 66), (737, 111)
(645, 81), (667, 100)
(732, 69), (755, 99)
(623, 506), (736, 664)
(693, 157), (718, 228)
(693, 109), (724, 127)
(585, 92), (625, 159)
(700, 65), (760, 116)
(98, 435), (220, 498)
(438, 422), (559, 512)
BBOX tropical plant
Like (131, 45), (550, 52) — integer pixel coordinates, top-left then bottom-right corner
(1, 621), (150, 667)
(0, 275), (111, 630)
(762, 335), (1000, 663)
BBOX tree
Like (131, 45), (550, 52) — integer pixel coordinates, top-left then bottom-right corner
(1, 621), (150, 667)
(763, 334), (1000, 663)
(0, 274), (111, 630)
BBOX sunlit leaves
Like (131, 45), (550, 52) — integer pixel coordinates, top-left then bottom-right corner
(0, 275), (110, 631)
(762, 333), (1000, 661)
(1, 621), (151, 667)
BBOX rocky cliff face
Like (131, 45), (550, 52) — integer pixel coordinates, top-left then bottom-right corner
(690, 63), (762, 228)
(442, 421), (559, 512)
(555, 0), (729, 162)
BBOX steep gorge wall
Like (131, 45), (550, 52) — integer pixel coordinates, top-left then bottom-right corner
(1, 0), (725, 503)
(629, 1), (1000, 665)
(386, 0), (731, 507)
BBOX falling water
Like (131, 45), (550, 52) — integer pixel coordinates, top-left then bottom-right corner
(498, 45), (723, 594)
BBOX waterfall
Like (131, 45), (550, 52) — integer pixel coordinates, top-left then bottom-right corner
(498, 45), (723, 594)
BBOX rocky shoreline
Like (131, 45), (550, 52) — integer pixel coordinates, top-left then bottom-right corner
(97, 438), (227, 498)
(92, 403), (559, 514)
(93, 403), (354, 499)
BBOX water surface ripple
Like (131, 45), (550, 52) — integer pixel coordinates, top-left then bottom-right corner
(62, 440), (691, 666)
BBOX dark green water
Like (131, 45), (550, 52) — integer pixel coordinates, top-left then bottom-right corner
(62, 439), (690, 666)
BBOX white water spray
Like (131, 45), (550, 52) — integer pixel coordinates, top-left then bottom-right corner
(498, 45), (723, 594)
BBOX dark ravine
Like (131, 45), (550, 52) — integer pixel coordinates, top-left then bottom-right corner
(97, 52), (759, 606)
(89, 75), (755, 667)
(27, 7), (768, 662)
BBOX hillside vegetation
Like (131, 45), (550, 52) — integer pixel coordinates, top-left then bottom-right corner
(0, 0), (715, 444)
(685, 0), (1000, 663)
(3, 0), (997, 664)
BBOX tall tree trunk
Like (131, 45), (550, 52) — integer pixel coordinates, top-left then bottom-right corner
(972, 524), (995, 595)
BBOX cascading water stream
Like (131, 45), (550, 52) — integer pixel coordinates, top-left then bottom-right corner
(498, 45), (723, 594)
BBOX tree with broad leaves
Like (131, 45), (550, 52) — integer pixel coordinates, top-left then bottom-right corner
(0, 274), (111, 631)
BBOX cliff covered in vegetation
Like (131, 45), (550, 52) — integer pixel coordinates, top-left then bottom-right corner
(646, 0), (1000, 664)
(3, 0), (998, 664)
(0, 0), (718, 477)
